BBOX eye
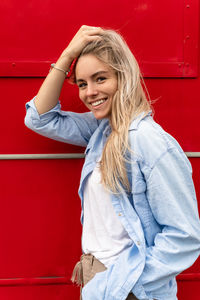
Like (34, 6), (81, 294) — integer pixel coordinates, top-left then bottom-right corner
(96, 76), (106, 83)
(78, 82), (87, 89)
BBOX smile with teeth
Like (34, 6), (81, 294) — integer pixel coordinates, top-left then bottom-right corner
(91, 98), (108, 107)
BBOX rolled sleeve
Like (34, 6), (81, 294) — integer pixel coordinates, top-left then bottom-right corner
(25, 98), (99, 147)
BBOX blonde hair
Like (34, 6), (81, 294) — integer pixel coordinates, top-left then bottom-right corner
(74, 29), (151, 193)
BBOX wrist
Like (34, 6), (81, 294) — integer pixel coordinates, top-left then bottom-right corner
(50, 63), (70, 77)
(56, 55), (73, 72)
(61, 48), (76, 61)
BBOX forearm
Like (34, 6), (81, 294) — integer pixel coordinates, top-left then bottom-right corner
(34, 55), (73, 115)
(34, 26), (103, 115)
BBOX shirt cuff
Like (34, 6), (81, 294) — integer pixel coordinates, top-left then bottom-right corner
(25, 97), (61, 121)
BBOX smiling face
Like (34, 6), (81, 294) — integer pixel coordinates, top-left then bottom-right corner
(75, 54), (118, 120)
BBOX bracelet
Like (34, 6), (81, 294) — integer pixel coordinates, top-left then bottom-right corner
(50, 63), (70, 77)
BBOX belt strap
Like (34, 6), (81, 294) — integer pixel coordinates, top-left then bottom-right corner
(71, 260), (83, 286)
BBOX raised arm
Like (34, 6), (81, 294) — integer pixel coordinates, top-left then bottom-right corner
(34, 25), (103, 115)
(25, 26), (104, 146)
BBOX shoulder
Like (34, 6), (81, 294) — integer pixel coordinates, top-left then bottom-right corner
(128, 113), (184, 168)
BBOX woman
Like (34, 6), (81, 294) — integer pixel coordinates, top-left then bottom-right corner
(25, 26), (200, 300)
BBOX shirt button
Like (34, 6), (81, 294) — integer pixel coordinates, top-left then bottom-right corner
(118, 213), (122, 216)
(137, 241), (141, 246)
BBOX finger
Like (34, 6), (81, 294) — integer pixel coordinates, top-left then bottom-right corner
(81, 25), (102, 33)
(86, 35), (102, 42)
(90, 26), (101, 30)
(81, 25), (100, 30)
(84, 27), (103, 37)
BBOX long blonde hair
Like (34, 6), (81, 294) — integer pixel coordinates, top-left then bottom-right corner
(75, 29), (151, 193)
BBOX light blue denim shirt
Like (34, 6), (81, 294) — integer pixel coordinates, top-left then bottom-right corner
(25, 98), (200, 300)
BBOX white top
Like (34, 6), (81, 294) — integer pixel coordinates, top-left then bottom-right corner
(82, 160), (133, 267)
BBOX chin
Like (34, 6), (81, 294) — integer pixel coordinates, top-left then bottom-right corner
(92, 110), (111, 120)
(93, 113), (109, 120)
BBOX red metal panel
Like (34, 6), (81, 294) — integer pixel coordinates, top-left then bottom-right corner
(177, 279), (200, 300)
(0, 0), (199, 77)
(0, 159), (82, 298)
(0, 78), (85, 154)
(189, 158), (200, 214)
(0, 160), (82, 278)
(176, 158), (200, 298)
(183, 0), (199, 76)
(145, 76), (200, 151)
(0, 285), (79, 300)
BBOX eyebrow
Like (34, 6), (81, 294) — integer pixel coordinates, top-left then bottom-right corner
(76, 71), (109, 84)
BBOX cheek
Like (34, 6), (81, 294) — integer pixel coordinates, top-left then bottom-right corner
(79, 90), (84, 102)
(110, 79), (118, 95)
(110, 85), (118, 97)
(113, 86), (118, 95)
(79, 92), (88, 106)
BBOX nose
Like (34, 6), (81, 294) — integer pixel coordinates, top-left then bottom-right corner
(86, 82), (98, 97)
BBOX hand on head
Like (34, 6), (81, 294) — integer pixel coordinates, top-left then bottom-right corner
(60, 25), (103, 61)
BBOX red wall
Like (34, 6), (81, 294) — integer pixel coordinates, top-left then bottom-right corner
(0, 0), (199, 299)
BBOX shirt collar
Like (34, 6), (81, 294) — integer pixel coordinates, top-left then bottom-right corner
(98, 110), (152, 132)
(129, 111), (152, 131)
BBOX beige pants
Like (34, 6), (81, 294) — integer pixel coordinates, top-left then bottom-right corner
(71, 254), (138, 300)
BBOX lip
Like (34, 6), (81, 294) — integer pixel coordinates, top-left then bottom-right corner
(89, 97), (108, 108)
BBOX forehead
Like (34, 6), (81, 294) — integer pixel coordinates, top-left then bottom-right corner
(75, 54), (113, 79)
